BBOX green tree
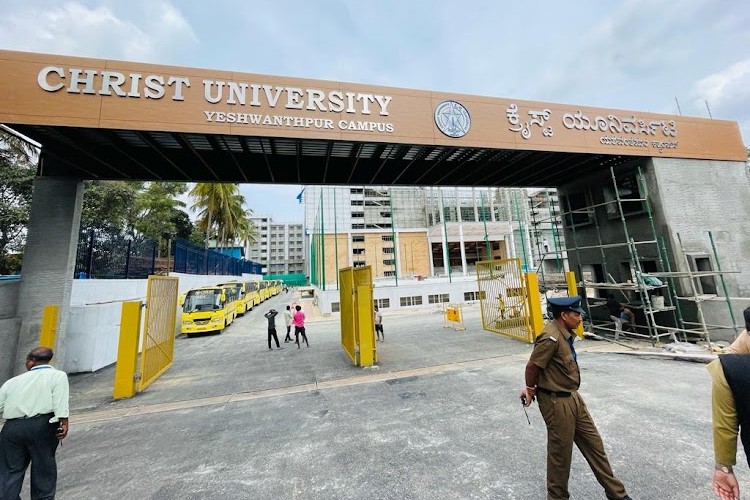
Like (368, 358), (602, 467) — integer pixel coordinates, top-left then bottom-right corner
(0, 132), (36, 274)
(133, 182), (188, 256)
(81, 181), (143, 235)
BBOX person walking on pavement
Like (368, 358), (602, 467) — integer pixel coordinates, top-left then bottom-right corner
(0, 347), (70, 500)
(374, 305), (384, 341)
(707, 307), (750, 500)
(264, 309), (282, 350)
(293, 305), (309, 348)
(519, 296), (633, 500)
(283, 305), (294, 343)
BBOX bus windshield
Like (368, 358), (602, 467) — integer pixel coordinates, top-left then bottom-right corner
(183, 289), (222, 312)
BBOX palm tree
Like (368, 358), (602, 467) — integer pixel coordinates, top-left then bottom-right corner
(0, 129), (38, 165)
(190, 183), (254, 251)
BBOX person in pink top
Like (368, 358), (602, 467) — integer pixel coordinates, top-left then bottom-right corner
(293, 305), (309, 348)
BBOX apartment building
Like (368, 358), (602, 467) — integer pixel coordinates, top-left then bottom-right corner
(247, 217), (305, 275)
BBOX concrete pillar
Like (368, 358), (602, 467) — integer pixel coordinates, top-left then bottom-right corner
(394, 231), (402, 277)
(427, 236), (435, 276)
(13, 176), (83, 375)
(459, 225), (468, 276)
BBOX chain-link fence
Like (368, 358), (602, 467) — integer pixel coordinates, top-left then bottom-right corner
(74, 229), (157, 279)
(74, 231), (261, 279)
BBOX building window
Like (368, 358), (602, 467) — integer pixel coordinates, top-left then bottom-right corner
(352, 235), (365, 242)
(351, 212), (364, 218)
(460, 207), (476, 221)
(383, 247), (394, 254)
(352, 224), (365, 229)
(383, 259), (395, 266)
(353, 248), (365, 255)
(331, 302), (340, 312)
(464, 291), (486, 301)
(688, 254), (718, 295)
(375, 298), (390, 309)
(383, 271), (395, 277)
(381, 235), (393, 241)
(603, 171), (646, 219)
(428, 293), (450, 304)
(400, 295), (423, 307)
(353, 261), (366, 267)
(561, 190), (593, 227)
(350, 188), (364, 194)
(380, 212), (392, 218)
(351, 200), (364, 206)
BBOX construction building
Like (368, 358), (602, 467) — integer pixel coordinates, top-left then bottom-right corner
(557, 158), (748, 344)
(246, 217), (305, 275)
(302, 185), (568, 312)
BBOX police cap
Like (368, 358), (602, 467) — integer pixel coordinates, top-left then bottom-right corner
(548, 296), (586, 314)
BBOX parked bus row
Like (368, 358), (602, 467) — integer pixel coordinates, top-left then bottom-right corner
(179, 279), (284, 337)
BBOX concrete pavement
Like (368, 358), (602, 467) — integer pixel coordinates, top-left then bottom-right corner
(16, 292), (749, 498)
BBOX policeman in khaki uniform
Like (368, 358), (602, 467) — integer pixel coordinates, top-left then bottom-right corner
(707, 307), (750, 500)
(520, 296), (633, 500)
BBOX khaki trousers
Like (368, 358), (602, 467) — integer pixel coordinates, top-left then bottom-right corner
(537, 391), (627, 500)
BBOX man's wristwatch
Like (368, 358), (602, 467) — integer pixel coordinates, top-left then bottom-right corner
(715, 464), (733, 474)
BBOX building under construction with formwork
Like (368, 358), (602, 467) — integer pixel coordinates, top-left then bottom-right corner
(551, 157), (749, 345)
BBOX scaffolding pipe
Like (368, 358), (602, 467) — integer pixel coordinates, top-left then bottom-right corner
(677, 232), (710, 344)
(512, 190), (529, 270)
(320, 190), (326, 291)
(546, 190), (563, 273)
(389, 190), (398, 286)
(708, 230), (738, 335)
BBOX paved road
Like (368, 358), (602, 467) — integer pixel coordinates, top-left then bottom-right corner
(21, 293), (750, 498)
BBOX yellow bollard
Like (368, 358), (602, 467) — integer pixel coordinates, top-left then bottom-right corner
(565, 271), (584, 338)
(525, 273), (544, 341)
(113, 301), (142, 399)
(39, 305), (59, 349)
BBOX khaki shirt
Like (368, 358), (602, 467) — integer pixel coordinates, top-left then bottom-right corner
(707, 360), (738, 465)
(726, 329), (750, 354)
(529, 320), (580, 392)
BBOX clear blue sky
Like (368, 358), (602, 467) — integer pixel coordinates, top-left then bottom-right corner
(3, 0), (748, 220)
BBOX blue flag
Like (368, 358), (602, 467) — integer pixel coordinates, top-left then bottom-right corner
(296, 187), (305, 204)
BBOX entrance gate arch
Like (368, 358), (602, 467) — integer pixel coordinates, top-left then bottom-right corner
(0, 49), (746, 380)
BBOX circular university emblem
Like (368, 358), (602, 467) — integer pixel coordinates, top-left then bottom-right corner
(434, 100), (471, 138)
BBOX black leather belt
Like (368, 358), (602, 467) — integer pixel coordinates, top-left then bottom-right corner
(10, 412), (54, 420)
(537, 387), (572, 397)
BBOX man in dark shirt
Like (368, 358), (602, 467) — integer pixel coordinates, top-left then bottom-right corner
(520, 296), (632, 500)
(264, 309), (282, 350)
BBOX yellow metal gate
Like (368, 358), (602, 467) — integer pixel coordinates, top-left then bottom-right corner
(339, 266), (375, 366)
(139, 276), (179, 391)
(477, 259), (543, 343)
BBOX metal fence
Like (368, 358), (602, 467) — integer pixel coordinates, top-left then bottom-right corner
(75, 229), (157, 279)
(172, 239), (261, 276)
(75, 231), (261, 279)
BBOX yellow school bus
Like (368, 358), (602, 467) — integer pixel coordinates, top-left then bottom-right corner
(218, 281), (252, 316)
(244, 281), (261, 308)
(258, 280), (270, 302)
(180, 285), (236, 337)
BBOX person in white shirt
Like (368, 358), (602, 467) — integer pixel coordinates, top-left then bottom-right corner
(374, 306), (384, 341)
(283, 305), (294, 343)
(0, 347), (69, 499)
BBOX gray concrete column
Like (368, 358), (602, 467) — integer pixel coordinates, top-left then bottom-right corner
(459, 225), (468, 276)
(13, 176), (83, 375)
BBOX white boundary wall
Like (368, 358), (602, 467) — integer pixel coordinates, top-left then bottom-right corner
(314, 276), (483, 316)
(65, 273), (261, 373)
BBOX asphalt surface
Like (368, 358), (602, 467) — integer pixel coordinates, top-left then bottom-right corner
(15, 292), (750, 498)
